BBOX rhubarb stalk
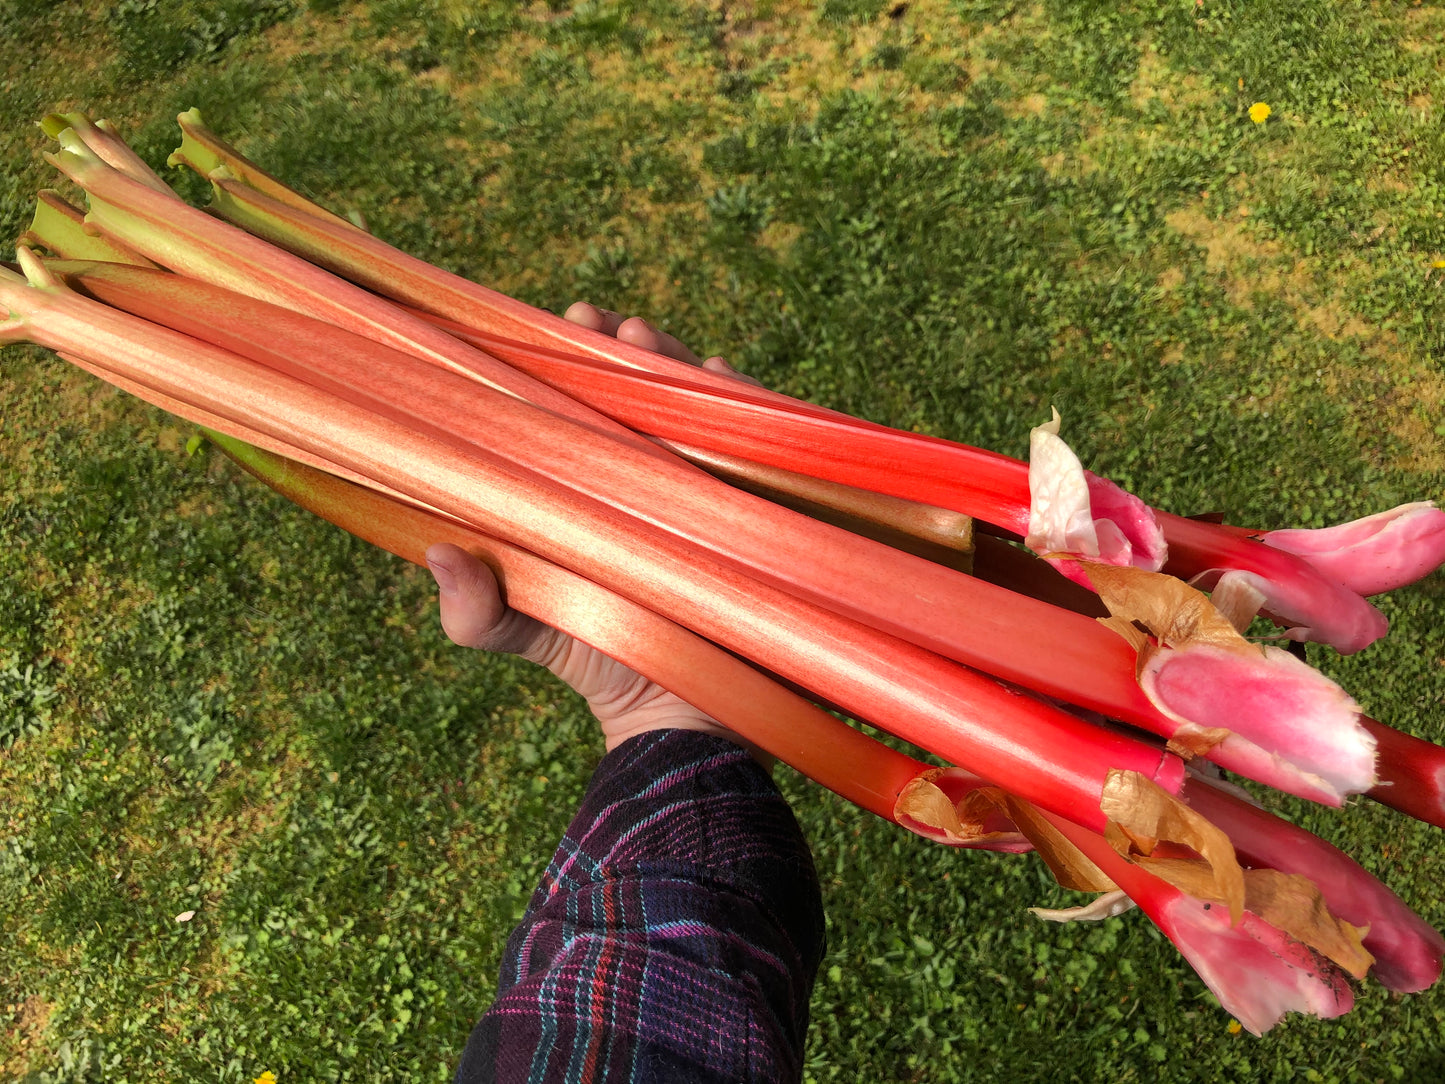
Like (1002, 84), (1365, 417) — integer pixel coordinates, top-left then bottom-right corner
(1182, 775), (1445, 993)
(0, 251), (1190, 837)
(1041, 807), (1362, 1035)
(46, 257), (1380, 807)
(209, 429), (1034, 851)
(43, 124), (670, 450)
(169, 126), (1437, 656)
(178, 120), (1169, 571)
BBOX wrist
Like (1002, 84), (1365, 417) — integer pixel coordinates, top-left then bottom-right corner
(599, 716), (775, 772)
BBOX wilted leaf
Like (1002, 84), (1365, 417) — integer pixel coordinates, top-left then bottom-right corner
(1100, 769), (1246, 924)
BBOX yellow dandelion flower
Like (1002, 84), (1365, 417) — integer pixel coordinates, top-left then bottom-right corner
(1227, 1019), (1243, 1035)
(254, 1072), (277, 1084)
(1248, 102), (1272, 125)
(1432, 260), (1445, 269)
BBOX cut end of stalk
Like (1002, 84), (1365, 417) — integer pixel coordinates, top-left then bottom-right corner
(1143, 643), (1374, 804)
(171, 107), (360, 231)
(168, 109), (225, 176)
(42, 112), (177, 197)
(20, 190), (156, 266)
(1157, 893), (1356, 1035)
(1262, 501), (1445, 598)
(38, 112), (80, 139)
(14, 246), (59, 291)
(42, 128), (102, 185)
(1087, 563), (1375, 802)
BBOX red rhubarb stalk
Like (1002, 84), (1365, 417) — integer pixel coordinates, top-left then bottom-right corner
(0, 252), (1189, 836)
(1156, 511), (1389, 653)
(1040, 809), (1360, 1034)
(211, 429), (1035, 850)
(1359, 716), (1445, 830)
(956, 531), (1445, 827)
(170, 112), (1442, 654)
(406, 306), (1403, 655)
(182, 134), (1168, 567)
(47, 258), (1377, 807)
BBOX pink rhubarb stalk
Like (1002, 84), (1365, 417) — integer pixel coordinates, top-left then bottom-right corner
(211, 430), (1033, 851)
(1182, 775), (1445, 993)
(46, 258), (1379, 807)
(0, 251), (1188, 836)
(1041, 811), (1357, 1034)
(1156, 511), (1389, 653)
(1253, 502), (1445, 598)
(182, 137), (1169, 568)
(409, 307), (1403, 656)
(171, 112), (1442, 653)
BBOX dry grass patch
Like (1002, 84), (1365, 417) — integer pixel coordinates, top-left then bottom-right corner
(1129, 39), (1214, 114)
(0, 995), (53, 1078)
(1167, 201), (1444, 474)
(1165, 203), (1289, 306)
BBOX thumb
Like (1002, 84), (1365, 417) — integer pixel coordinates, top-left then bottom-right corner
(425, 543), (552, 657)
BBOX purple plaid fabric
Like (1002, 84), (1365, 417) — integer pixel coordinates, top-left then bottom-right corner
(454, 729), (825, 1083)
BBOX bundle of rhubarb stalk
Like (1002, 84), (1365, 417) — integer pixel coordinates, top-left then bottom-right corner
(5, 110), (1445, 1034)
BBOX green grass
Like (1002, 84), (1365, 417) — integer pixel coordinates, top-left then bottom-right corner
(2, 1), (1444, 1080)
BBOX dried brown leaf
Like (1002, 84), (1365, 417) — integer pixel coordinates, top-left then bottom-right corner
(894, 771), (1030, 849)
(1100, 769), (1246, 924)
(1000, 794), (1118, 893)
(1030, 890), (1135, 923)
(1122, 859), (1374, 979)
(1085, 563), (1257, 656)
(1242, 868), (1374, 979)
(1209, 572), (1268, 634)
(1098, 614), (1149, 656)
(1166, 725), (1234, 759)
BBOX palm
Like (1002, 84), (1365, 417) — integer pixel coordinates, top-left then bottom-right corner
(426, 304), (753, 754)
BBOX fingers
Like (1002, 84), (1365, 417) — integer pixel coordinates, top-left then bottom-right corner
(615, 316), (702, 365)
(562, 302), (625, 336)
(701, 354), (763, 387)
(566, 302), (752, 373)
(425, 543), (556, 658)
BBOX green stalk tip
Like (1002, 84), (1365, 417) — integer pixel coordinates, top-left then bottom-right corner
(15, 246), (60, 290)
(38, 112), (82, 139)
(203, 428), (295, 489)
(168, 120), (222, 174)
(201, 426), (254, 461)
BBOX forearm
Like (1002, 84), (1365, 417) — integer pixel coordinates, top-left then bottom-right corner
(455, 729), (825, 1084)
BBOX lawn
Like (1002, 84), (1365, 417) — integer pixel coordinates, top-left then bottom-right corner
(2, 1), (1443, 1081)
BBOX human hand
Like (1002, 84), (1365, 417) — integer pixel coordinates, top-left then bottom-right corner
(425, 307), (763, 758)
(561, 302), (762, 386)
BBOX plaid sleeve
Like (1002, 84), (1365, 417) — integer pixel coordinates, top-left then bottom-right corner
(453, 729), (825, 1084)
